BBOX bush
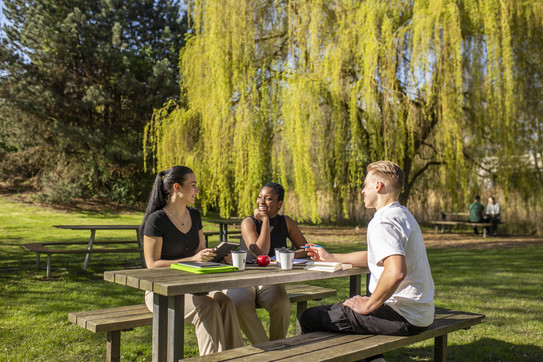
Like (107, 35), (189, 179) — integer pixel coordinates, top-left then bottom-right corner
(32, 173), (83, 205)
(103, 173), (155, 207)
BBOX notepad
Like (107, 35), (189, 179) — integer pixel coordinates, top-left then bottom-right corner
(304, 261), (352, 273)
(171, 261), (239, 274)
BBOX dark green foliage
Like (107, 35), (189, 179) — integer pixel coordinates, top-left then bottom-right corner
(0, 0), (187, 204)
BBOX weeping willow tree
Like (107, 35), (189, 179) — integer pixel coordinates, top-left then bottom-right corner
(145, 0), (543, 221)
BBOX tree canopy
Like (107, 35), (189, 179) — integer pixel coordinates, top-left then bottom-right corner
(147, 0), (542, 221)
(0, 0), (186, 204)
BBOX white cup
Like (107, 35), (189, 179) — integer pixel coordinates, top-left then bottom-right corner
(231, 250), (247, 271)
(279, 250), (295, 270)
(274, 248), (285, 266)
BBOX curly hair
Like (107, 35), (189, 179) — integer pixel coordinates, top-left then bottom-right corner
(262, 182), (285, 201)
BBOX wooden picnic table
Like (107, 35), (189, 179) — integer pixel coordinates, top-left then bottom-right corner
(206, 219), (241, 242)
(430, 212), (494, 237)
(104, 264), (369, 361)
(53, 224), (143, 269)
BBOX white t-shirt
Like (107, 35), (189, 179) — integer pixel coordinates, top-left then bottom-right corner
(485, 203), (500, 216)
(367, 201), (434, 327)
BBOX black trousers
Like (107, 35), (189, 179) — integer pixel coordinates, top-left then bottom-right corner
(300, 302), (427, 336)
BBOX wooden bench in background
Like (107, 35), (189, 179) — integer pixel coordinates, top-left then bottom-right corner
(23, 231), (239, 277)
(431, 211), (493, 237)
(68, 284), (337, 362)
(22, 241), (142, 278)
(186, 307), (485, 362)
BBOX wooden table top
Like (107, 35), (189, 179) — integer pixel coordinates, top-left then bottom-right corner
(53, 224), (140, 230)
(104, 265), (369, 297)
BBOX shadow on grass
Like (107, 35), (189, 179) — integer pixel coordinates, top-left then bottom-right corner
(388, 337), (543, 361)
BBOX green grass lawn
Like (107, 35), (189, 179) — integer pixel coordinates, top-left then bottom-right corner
(1, 196), (542, 361)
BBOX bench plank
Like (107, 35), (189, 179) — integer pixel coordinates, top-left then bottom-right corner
(185, 308), (484, 362)
(88, 312), (154, 333)
(68, 304), (149, 322)
(68, 305), (153, 332)
(432, 221), (491, 227)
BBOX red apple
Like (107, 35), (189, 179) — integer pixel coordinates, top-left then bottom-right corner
(256, 255), (270, 266)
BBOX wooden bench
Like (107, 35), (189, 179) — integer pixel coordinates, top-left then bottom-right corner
(68, 283), (337, 362)
(431, 211), (493, 237)
(204, 231), (221, 246)
(23, 231), (240, 277)
(185, 307), (484, 361)
(22, 241), (142, 277)
(204, 231), (242, 247)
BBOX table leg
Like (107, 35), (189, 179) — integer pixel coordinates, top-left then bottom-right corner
(167, 295), (185, 361)
(46, 254), (51, 278)
(219, 224), (225, 243)
(296, 301), (307, 335)
(136, 228), (146, 267)
(349, 274), (362, 297)
(152, 294), (168, 362)
(83, 229), (96, 270)
(434, 334), (447, 361)
(365, 273), (371, 297)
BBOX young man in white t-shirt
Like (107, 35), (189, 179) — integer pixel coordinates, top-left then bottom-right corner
(300, 161), (434, 341)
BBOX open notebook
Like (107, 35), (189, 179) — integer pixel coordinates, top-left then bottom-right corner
(304, 261), (352, 273)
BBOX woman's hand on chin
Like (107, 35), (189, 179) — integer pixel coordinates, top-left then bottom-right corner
(253, 209), (269, 221)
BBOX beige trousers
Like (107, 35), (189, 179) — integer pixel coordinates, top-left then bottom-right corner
(225, 284), (291, 344)
(145, 290), (244, 356)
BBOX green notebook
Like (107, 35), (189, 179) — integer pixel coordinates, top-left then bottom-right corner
(171, 261), (239, 274)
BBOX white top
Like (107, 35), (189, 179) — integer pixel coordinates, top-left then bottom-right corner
(485, 203), (500, 216)
(367, 201), (435, 327)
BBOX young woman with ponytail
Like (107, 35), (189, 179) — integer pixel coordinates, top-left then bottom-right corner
(141, 166), (243, 355)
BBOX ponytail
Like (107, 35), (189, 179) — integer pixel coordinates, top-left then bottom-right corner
(140, 166), (194, 239)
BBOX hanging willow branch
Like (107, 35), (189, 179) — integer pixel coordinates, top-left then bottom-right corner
(145, 0), (543, 220)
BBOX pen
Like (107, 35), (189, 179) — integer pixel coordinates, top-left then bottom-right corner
(302, 245), (323, 248)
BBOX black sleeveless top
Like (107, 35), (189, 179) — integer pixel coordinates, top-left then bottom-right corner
(143, 207), (203, 260)
(241, 214), (290, 259)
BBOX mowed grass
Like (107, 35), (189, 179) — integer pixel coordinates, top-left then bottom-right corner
(1, 196), (543, 361)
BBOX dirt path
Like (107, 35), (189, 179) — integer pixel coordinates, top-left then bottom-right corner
(299, 224), (543, 249)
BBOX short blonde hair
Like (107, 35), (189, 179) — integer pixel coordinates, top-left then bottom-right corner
(366, 161), (404, 196)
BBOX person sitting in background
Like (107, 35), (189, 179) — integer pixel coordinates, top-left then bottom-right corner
(226, 182), (308, 344)
(485, 196), (501, 236)
(141, 165), (243, 355)
(468, 195), (485, 235)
